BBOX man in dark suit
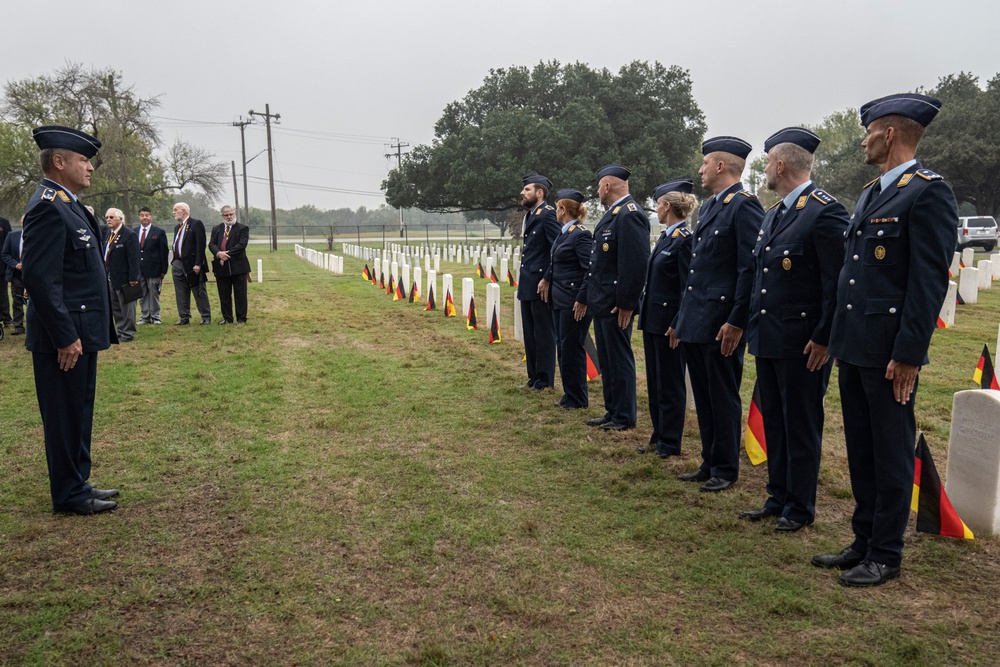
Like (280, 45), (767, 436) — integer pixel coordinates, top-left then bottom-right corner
(209, 205), (251, 325)
(170, 202), (211, 325)
(136, 206), (169, 324)
(103, 208), (140, 342)
(1, 215), (26, 335)
(0, 215), (11, 327)
(741, 128), (849, 531)
(814, 94), (958, 587)
(517, 174), (560, 390)
(22, 125), (119, 515)
(674, 137), (764, 492)
(575, 164), (650, 431)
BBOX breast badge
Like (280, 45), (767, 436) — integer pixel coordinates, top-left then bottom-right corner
(782, 258), (792, 270)
(874, 246), (886, 260)
(602, 243), (609, 252)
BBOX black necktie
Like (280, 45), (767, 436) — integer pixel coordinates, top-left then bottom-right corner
(761, 202), (785, 236)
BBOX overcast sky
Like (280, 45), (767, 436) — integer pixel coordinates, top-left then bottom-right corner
(5, 0), (1000, 212)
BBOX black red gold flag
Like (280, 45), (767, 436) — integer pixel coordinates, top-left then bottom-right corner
(583, 332), (601, 381)
(467, 296), (478, 330)
(425, 284), (436, 311)
(745, 381), (767, 465)
(489, 305), (501, 343)
(912, 432), (974, 539)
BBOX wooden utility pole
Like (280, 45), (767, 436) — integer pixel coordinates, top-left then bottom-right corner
(249, 104), (280, 251)
(232, 117), (253, 224)
(231, 161), (241, 217)
(385, 138), (409, 238)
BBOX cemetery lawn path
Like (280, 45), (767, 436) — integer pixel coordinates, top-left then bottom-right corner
(1, 246), (999, 666)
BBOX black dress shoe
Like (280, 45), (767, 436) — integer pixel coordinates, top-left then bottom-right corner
(12, 327), (25, 335)
(586, 415), (612, 427)
(200, 318), (211, 325)
(739, 507), (776, 522)
(217, 320), (229, 325)
(90, 488), (120, 500)
(699, 476), (735, 492)
(677, 468), (710, 482)
(175, 319), (190, 325)
(600, 421), (631, 431)
(61, 498), (118, 515)
(811, 547), (864, 570)
(774, 516), (810, 532)
(839, 560), (901, 587)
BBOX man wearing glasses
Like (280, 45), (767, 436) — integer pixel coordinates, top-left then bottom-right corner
(209, 205), (251, 325)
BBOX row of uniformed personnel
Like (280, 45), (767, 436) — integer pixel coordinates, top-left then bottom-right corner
(518, 92), (958, 588)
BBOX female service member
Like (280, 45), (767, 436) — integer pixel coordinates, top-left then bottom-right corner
(637, 179), (696, 457)
(539, 188), (594, 410)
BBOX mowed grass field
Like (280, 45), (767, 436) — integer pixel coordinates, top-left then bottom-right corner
(1, 245), (999, 666)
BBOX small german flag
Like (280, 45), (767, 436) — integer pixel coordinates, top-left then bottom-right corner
(583, 332), (601, 381)
(912, 433), (974, 539)
(362, 264), (371, 281)
(507, 269), (518, 287)
(444, 290), (456, 317)
(425, 284), (436, 311)
(936, 316), (948, 329)
(957, 289), (965, 305)
(745, 381), (767, 465)
(477, 262), (486, 279)
(973, 344), (1000, 390)
(467, 296), (478, 330)
(379, 272), (385, 289)
(489, 305), (501, 343)
(489, 267), (499, 284)
(394, 280), (406, 301)
(409, 281), (420, 304)
(387, 274), (395, 296)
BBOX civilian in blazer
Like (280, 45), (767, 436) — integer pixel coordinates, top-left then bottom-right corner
(674, 137), (764, 492)
(103, 208), (140, 342)
(815, 95), (958, 587)
(209, 205), (251, 325)
(741, 128), (849, 532)
(22, 125), (119, 515)
(575, 164), (650, 431)
(637, 179), (695, 458)
(539, 188), (594, 410)
(517, 174), (560, 390)
(136, 206), (169, 324)
(1, 215), (26, 334)
(170, 202), (211, 325)
(0, 215), (11, 326)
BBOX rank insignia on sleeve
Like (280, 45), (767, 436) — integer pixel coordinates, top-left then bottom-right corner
(811, 190), (835, 205)
(916, 169), (943, 181)
(41, 188), (56, 201)
(723, 193), (735, 204)
(612, 206), (621, 215)
(796, 195), (808, 209)
(898, 173), (914, 187)
(626, 202), (638, 212)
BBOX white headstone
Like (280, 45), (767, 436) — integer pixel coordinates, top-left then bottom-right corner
(991, 253), (1000, 280)
(413, 266), (422, 299)
(486, 256), (495, 282)
(940, 281), (957, 327)
(443, 273), (454, 313)
(486, 283), (500, 335)
(424, 253), (430, 272)
(978, 260), (993, 289)
(959, 267), (979, 305)
(962, 247), (975, 268)
(514, 294), (523, 341)
(257, 258), (263, 283)
(946, 390), (1000, 536)
(427, 269), (437, 306)
(391, 261), (399, 289)
(500, 258), (509, 285)
(433, 255), (440, 272)
(462, 277), (474, 321)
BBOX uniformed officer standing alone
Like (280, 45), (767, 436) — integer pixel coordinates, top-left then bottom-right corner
(674, 137), (764, 491)
(575, 164), (650, 431)
(517, 174), (560, 391)
(814, 94), (958, 586)
(22, 126), (120, 515)
(741, 127), (849, 531)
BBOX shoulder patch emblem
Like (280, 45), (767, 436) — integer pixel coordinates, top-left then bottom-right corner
(737, 191), (757, 199)
(811, 189), (835, 205)
(796, 195), (808, 210)
(612, 206), (621, 215)
(544, 204), (554, 211)
(916, 168), (943, 181)
(626, 202), (638, 212)
(723, 193), (735, 204)
(673, 226), (692, 238)
(41, 188), (56, 202)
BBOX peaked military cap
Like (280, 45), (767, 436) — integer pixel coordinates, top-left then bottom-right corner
(522, 173), (553, 190)
(763, 126), (821, 154)
(652, 178), (694, 200)
(32, 125), (101, 159)
(555, 188), (586, 203)
(859, 93), (942, 128)
(597, 164), (631, 180)
(701, 136), (752, 159)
